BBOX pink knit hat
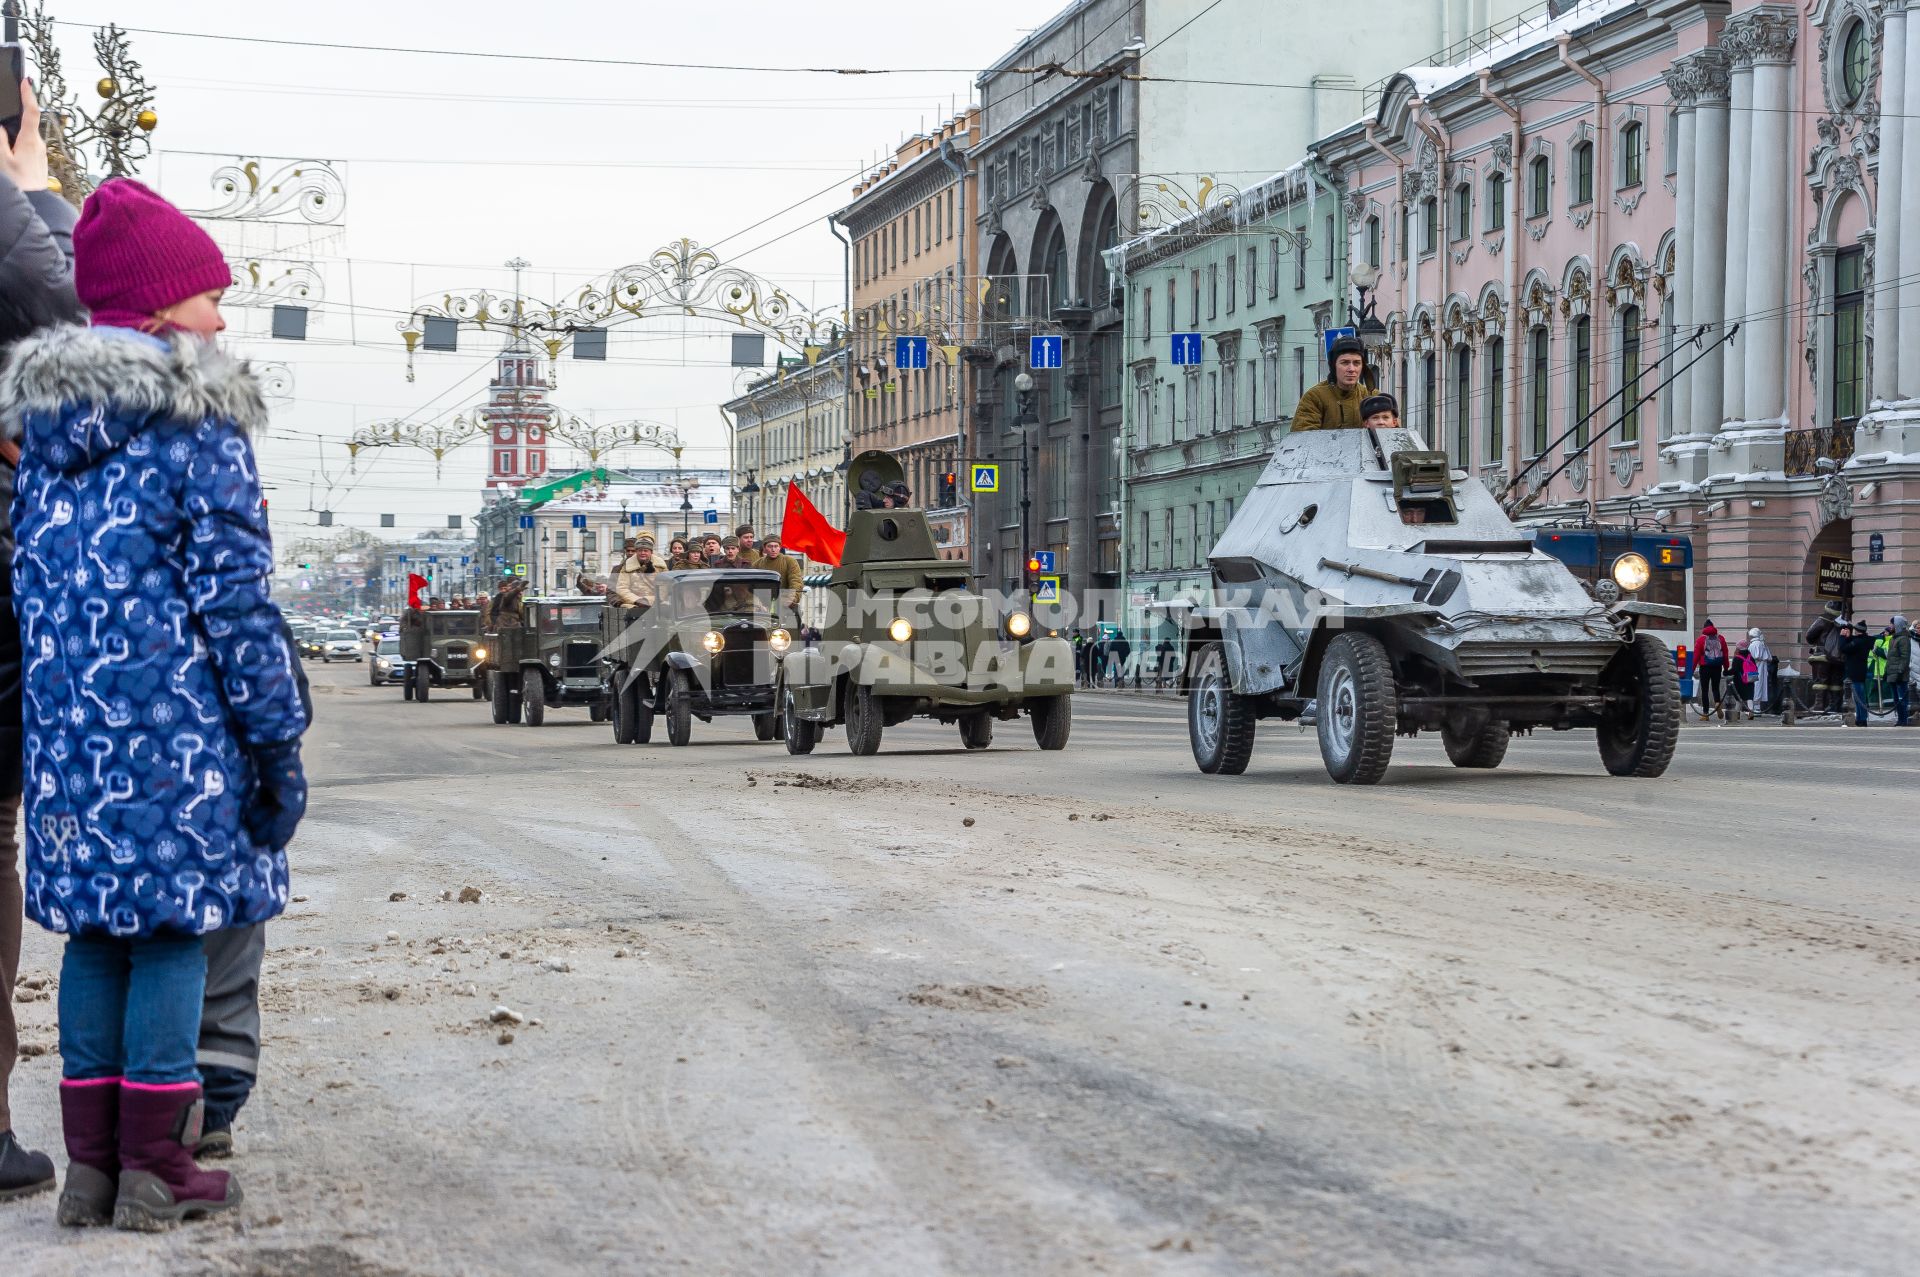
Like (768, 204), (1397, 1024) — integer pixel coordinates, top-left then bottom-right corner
(73, 179), (233, 330)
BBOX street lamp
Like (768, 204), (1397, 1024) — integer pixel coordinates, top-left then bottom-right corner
(1012, 371), (1037, 591)
(1351, 263), (1389, 348)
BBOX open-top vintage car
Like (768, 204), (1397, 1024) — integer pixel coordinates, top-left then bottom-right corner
(398, 610), (485, 702)
(776, 451), (1074, 756)
(486, 597), (609, 726)
(601, 570), (788, 745)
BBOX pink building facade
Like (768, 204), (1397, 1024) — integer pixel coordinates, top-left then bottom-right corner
(1317, 0), (1916, 639)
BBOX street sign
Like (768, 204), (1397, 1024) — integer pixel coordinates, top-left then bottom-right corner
(513, 563), (528, 576)
(518, 515), (534, 530)
(1033, 575), (1062, 603)
(1029, 334), (1063, 369)
(628, 511), (646, 527)
(428, 555), (438, 564)
(571, 514), (587, 529)
(970, 464), (1000, 494)
(495, 555), (505, 564)
(703, 509), (720, 525)
(894, 335), (929, 370)
(397, 554), (408, 564)
(1869, 532), (1885, 563)
(1171, 333), (1203, 365)
(1030, 550), (1056, 573)
(1323, 325), (1358, 359)
(461, 556), (470, 565)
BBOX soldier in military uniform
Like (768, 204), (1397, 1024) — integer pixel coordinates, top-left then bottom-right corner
(735, 525), (762, 567)
(491, 577), (526, 630)
(721, 536), (747, 568)
(611, 534), (665, 616)
(757, 534), (804, 626)
(700, 534), (725, 566)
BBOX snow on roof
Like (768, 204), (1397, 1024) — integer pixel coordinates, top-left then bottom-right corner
(1376, 0), (1641, 107)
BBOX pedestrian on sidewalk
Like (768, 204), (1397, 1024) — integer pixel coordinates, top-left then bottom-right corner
(0, 78), (86, 1203)
(0, 178), (310, 1229)
(1747, 627), (1774, 714)
(1837, 619), (1875, 726)
(1732, 642), (1757, 718)
(1886, 615), (1912, 727)
(1694, 619), (1729, 720)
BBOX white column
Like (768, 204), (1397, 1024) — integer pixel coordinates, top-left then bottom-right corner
(1690, 51), (1732, 436)
(1668, 96), (1698, 441)
(1741, 25), (1796, 424)
(1900, 5), (1920, 397)
(1721, 58), (1752, 424)
(1875, 2), (1906, 405)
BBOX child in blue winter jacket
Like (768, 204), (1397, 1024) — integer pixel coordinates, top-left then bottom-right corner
(0, 178), (308, 1229)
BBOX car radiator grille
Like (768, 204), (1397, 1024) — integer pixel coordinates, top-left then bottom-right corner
(1452, 640), (1617, 684)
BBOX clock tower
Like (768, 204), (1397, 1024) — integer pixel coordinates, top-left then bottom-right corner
(483, 340), (550, 490)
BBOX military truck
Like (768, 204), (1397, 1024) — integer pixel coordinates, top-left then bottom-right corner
(486, 597), (609, 726)
(777, 451), (1074, 756)
(1181, 426), (1682, 784)
(398, 609), (486, 702)
(602, 569), (786, 745)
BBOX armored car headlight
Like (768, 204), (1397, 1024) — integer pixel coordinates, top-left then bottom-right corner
(769, 628), (792, 653)
(1611, 552), (1652, 593)
(887, 617), (914, 644)
(472, 646), (487, 661)
(1005, 610), (1033, 639)
(702, 629), (725, 654)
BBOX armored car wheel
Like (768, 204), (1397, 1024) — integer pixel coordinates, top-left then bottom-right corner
(1029, 694), (1071, 751)
(414, 664), (432, 702)
(844, 684), (884, 756)
(782, 687), (817, 756)
(523, 673), (547, 726)
(958, 713), (993, 750)
(1598, 632), (1681, 778)
(471, 678), (486, 701)
(1441, 715), (1510, 769)
(752, 712), (778, 742)
(1188, 642), (1255, 775)
(1316, 633), (1396, 785)
(665, 670), (694, 747)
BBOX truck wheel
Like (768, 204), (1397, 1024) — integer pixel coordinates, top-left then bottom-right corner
(1029, 694), (1071, 751)
(1316, 633), (1396, 785)
(523, 672), (547, 726)
(414, 664), (432, 702)
(782, 686), (817, 756)
(752, 712), (778, 742)
(1442, 716), (1509, 769)
(503, 675), (523, 725)
(1188, 642), (1255, 775)
(1598, 633), (1681, 778)
(611, 674), (635, 744)
(666, 670), (694, 746)
(403, 676), (415, 702)
(633, 682), (655, 745)
(490, 678), (510, 724)
(844, 683), (884, 756)
(471, 677), (486, 700)
(590, 701), (608, 723)
(959, 713), (993, 750)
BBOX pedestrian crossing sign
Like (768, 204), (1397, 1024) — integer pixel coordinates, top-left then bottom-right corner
(513, 563), (528, 576)
(970, 464), (1000, 493)
(1034, 575), (1061, 603)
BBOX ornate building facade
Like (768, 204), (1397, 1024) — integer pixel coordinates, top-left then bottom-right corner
(723, 349), (851, 545)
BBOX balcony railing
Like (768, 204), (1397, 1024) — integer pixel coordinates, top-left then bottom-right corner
(1784, 422), (1857, 478)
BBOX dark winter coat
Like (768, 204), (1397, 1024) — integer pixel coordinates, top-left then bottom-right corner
(0, 324), (308, 938)
(0, 176), (84, 804)
(1807, 613), (1844, 663)
(1839, 632), (1875, 683)
(1887, 618), (1912, 685)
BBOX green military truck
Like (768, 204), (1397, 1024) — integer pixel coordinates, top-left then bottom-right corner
(486, 596), (609, 726)
(398, 610), (486, 702)
(776, 451), (1074, 756)
(602, 569), (787, 746)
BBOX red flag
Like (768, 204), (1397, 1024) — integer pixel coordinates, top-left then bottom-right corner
(780, 485), (845, 568)
(407, 573), (430, 609)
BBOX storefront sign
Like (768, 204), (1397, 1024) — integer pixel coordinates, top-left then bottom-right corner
(1816, 553), (1854, 600)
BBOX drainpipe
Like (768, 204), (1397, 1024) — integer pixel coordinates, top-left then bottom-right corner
(1479, 68), (1524, 484)
(1558, 35), (1609, 505)
(826, 211), (855, 513)
(1363, 121), (1406, 389)
(939, 133), (971, 552)
(1306, 152), (1344, 323)
(1410, 96), (1451, 448)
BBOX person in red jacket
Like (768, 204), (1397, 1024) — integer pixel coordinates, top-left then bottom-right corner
(1694, 620), (1729, 719)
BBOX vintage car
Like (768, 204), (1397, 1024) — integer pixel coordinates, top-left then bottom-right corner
(1181, 425), (1683, 784)
(777, 451), (1074, 756)
(398, 609), (487, 702)
(486, 597), (610, 726)
(602, 569), (787, 745)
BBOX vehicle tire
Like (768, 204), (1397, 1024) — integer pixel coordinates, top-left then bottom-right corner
(1598, 632), (1681, 778)
(471, 678), (486, 700)
(415, 664), (432, 703)
(403, 677), (415, 702)
(782, 686), (816, 756)
(523, 672), (547, 726)
(632, 683), (655, 745)
(611, 675), (635, 744)
(958, 713), (993, 750)
(502, 675), (523, 725)
(844, 683), (884, 756)
(1316, 633), (1396, 785)
(1029, 694), (1071, 751)
(1188, 642), (1255, 775)
(1441, 716), (1509, 769)
(590, 701), (608, 723)
(666, 669), (694, 747)
(490, 677), (510, 724)
(368, 663), (378, 686)
(752, 712), (778, 742)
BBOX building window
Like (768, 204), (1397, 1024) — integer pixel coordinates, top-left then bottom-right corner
(1451, 183), (1471, 242)
(1208, 262), (1219, 318)
(1619, 305), (1643, 443)
(555, 530), (569, 552)
(1843, 20), (1872, 106)
(1422, 353), (1437, 440)
(1530, 156), (1550, 217)
(1665, 111), (1680, 176)
(1208, 369), (1219, 432)
(1420, 198), (1438, 255)
(1398, 205), (1410, 260)
(1487, 173), (1506, 232)
(1572, 142), (1594, 205)
(1366, 215), (1382, 268)
(1571, 316), (1592, 448)
(1619, 123), (1643, 190)
(1167, 278), (1176, 335)
(1226, 253), (1237, 313)
(1246, 247), (1258, 303)
(1529, 327), (1550, 454)
(1269, 235), (1281, 297)
(1833, 246), (1867, 424)
(1486, 336), (1505, 459)
(1324, 214), (1335, 278)
(1190, 270), (1201, 326)
(1454, 346), (1472, 467)
(1294, 226), (1307, 287)
(1141, 285), (1152, 340)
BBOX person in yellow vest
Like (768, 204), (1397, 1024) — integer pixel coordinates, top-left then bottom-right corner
(1291, 335), (1377, 432)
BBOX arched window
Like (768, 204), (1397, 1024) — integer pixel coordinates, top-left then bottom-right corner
(1529, 327), (1550, 454)
(1571, 316), (1592, 447)
(1087, 198), (1118, 309)
(1366, 215), (1382, 268)
(1041, 224), (1069, 318)
(1487, 172), (1506, 232)
(1529, 156), (1550, 217)
(1620, 123), (1643, 189)
(1619, 305), (1643, 443)
(1572, 142), (1594, 204)
(1485, 336), (1505, 458)
(1843, 20), (1873, 105)
(1833, 247), (1867, 424)
(1451, 183), (1472, 242)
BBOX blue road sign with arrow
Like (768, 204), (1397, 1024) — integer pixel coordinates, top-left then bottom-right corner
(571, 514), (587, 529)
(1322, 325), (1358, 359)
(628, 511), (646, 527)
(895, 335), (928, 370)
(1030, 335), (1063, 369)
(703, 509), (719, 525)
(518, 515), (534, 530)
(1171, 333), (1203, 365)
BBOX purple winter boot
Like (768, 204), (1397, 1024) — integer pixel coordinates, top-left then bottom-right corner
(111, 1082), (241, 1230)
(57, 1077), (119, 1227)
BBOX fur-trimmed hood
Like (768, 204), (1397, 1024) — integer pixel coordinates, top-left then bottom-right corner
(0, 323), (268, 471)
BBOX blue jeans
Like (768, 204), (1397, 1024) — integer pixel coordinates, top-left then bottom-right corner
(1894, 682), (1911, 726)
(58, 932), (207, 1085)
(1851, 680), (1871, 726)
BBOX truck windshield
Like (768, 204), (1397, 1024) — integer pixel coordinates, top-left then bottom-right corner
(676, 580), (776, 618)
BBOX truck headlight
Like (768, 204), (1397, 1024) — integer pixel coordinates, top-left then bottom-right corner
(1611, 552), (1651, 592)
(769, 628), (792, 653)
(549, 653), (561, 667)
(1005, 611), (1032, 639)
(472, 646), (487, 661)
(702, 629), (725, 654)
(887, 617), (913, 644)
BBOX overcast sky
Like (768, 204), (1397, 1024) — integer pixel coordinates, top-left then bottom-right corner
(42, 0), (1056, 545)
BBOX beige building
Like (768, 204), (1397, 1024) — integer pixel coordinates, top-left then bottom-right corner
(724, 348), (849, 546)
(835, 109), (980, 562)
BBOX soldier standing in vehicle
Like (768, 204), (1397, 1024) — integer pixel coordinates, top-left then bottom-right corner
(758, 535), (804, 624)
(1291, 335), (1377, 432)
(735, 525), (762, 567)
(491, 578), (526, 629)
(612, 534), (664, 616)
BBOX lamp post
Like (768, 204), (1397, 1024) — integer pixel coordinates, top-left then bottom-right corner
(540, 528), (550, 595)
(1351, 264), (1390, 379)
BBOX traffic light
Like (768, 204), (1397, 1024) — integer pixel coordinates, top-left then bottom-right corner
(938, 471), (958, 506)
(1026, 555), (1043, 575)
